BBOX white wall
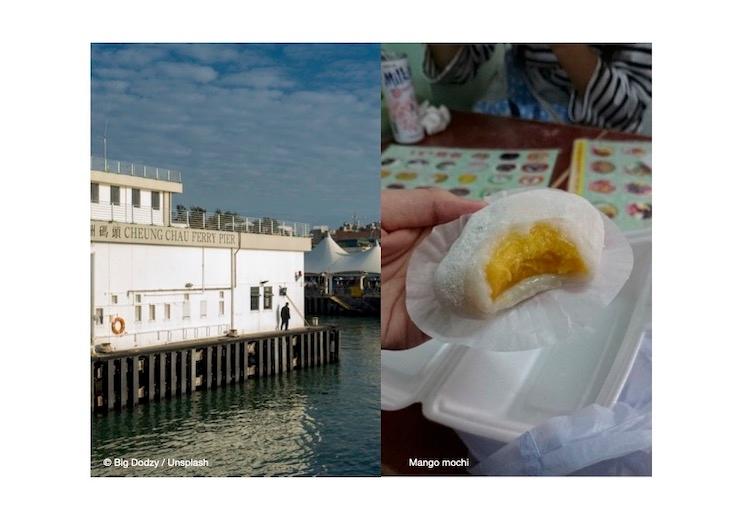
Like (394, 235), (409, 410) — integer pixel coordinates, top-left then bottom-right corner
(234, 249), (306, 334)
(92, 242), (306, 350)
(91, 183), (166, 225)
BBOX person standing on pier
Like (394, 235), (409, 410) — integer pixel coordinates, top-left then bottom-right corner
(280, 302), (291, 331)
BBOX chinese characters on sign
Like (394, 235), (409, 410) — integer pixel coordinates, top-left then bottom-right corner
(90, 221), (239, 248)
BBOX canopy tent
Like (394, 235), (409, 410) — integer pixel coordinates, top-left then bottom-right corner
(305, 235), (348, 274)
(327, 243), (381, 274)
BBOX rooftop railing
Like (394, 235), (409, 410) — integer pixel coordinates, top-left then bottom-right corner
(91, 156), (182, 183)
(91, 201), (166, 226)
(91, 200), (310, 237)
(170, 208), (311, 238)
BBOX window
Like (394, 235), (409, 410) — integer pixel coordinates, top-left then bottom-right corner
(263, 286), (273, 310)
(135, 305), (142, 322)
(95, 308), (103, 325)
(164, 304), (171, 320)
(149, 304), (156, 321)
(111, 294), (118, 304)
(219, 291), (225, 316)
(132, 189), (141, 208)
(183, 298), (191, 319)
(200, 300), (207, 318)
(111, 186), (120, 206)
(250, 287), (260, 311)
(91, 183), (99, 204)
(135, 294), (141, 304)
(151, 192), (160, 210)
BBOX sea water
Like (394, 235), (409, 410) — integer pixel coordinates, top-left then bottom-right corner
(91, 316), (380, 476)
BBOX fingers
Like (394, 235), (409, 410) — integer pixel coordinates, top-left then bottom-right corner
(381, 228), (421, 263)
(381, 188), (486, 231)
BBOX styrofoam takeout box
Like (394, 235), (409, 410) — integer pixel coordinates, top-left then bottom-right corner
(381, 230), (651, 443)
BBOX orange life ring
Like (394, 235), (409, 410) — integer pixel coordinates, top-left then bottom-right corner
(111, 316), (126, 335)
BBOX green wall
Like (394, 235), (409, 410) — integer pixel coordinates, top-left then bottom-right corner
(381, 44), (506, 140)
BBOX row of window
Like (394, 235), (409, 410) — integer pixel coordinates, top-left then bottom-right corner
(95, 299), (224, 325)
(135, 298), (225, 321)
(95, 288), (276, 327)
(91, 183), (160, 210)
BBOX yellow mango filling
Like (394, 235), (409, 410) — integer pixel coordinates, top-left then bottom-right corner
(485, 222), (588, 300)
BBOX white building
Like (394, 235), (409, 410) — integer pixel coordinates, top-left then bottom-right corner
(91, 157), (311, 351)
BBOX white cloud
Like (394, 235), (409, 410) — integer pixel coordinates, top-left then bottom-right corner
(319, 59), (380, 86)
(98, 80), (129, 93)
(172, 44), (241, 63)
(92, 45), (169, 68)
(92, 45), (381, 226)
(219, 67), (295, 89)
(153, 62), (218, 83)
(94, 67), (134, 80)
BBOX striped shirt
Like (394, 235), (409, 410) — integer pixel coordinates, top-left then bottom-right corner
(423, 44), (652, 132)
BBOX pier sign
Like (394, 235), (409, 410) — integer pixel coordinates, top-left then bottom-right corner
(91, 221), (240, 249)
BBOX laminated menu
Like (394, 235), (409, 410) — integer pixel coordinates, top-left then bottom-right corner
(568, 139), (652, 232)
(381, 145), (559, 200)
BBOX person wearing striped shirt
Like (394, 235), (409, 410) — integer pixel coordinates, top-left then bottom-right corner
(425, 44), (651, 133)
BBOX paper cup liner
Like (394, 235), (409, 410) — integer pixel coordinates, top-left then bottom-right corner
(406, 196), (634, 352)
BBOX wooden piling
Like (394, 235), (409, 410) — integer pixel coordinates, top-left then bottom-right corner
(119, 359), (128, 407)
(299, 332), (305, 369)
(190, 349), (197, 393)
(130, 358), (139, 406)
(216, 345), (222, 387)
(107, 360), (115, 411)
(274, 337), (279, 375)
(147, 355), (155, 401)
(315, 331), (321, 366)
(92, 326), (339, 413)
(158, 353), (166, 399)
(225, 343), (232, 384)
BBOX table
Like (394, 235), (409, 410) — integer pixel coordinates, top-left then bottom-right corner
(384, 110), (649, 190)
(381, 110), (651, 476)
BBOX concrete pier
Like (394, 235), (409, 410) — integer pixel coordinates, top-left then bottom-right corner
(91, 325), (339, 413)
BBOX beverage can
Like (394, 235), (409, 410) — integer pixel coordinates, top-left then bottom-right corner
(381, 53), (424, 144)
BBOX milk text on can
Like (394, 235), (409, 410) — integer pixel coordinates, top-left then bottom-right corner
(382, 54), (424, 144)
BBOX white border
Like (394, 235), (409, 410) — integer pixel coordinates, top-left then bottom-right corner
(4, 1), (745, 525)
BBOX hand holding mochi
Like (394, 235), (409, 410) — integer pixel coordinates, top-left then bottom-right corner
(433, 189), (605, 318)
(405, 188), (633, 351)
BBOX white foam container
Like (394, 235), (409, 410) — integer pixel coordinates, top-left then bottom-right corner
(382, 230), (651, 443)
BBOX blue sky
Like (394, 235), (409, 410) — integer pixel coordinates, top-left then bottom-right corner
(91, 44), (380, 227)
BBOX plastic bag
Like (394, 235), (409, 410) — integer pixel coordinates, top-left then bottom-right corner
(466, 331), (652, 476)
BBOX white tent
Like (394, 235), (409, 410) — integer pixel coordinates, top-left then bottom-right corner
(305, 235), (348, 274)
(327, 243), (381, 274)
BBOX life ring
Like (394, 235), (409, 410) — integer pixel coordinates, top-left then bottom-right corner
(111, 316), (126, 335)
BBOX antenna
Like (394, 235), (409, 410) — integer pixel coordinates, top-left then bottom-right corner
(103, 119), (109, 171)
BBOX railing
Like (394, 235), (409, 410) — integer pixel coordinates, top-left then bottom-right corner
(91, 199), (310, 237)
(91, 201), (165, 226)
(91, 156), (182, 183)
(129, 324), (232, 346)
(170, 209), (311, 238)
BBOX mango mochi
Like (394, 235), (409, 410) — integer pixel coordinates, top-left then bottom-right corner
(433, 189), (604, 318)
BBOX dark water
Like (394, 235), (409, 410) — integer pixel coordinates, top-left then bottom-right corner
(91, 317), (380, 476)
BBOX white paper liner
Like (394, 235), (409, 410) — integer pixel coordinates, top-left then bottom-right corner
(406, 195), (634, 352)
